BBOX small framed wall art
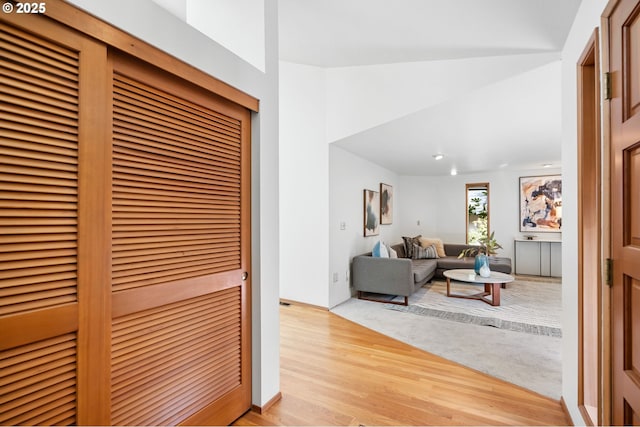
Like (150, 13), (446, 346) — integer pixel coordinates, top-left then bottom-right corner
(380, 183), (393, 224)
(363, 189), (380, 236)
(519, 175), (562, 232)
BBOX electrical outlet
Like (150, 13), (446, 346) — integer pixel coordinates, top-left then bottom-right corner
(417, 220), (421, 226)
(332, 272), (338, 283)
(340, 221), (346, 230)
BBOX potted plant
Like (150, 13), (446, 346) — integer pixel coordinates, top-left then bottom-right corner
(458, 231), (503, 274)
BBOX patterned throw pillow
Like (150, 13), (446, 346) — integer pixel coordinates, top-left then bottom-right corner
(402, 235), (422, 258)
(412, 243), (439, 259)
(419, 237), (446, 258)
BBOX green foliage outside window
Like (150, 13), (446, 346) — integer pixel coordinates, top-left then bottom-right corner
(468, 217), (487, 245)
(467, 190), (488, 245)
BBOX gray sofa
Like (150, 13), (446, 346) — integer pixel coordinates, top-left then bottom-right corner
(352, 242), (512, 305)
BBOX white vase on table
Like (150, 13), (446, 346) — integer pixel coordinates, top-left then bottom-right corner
(479, 263), (491, 278)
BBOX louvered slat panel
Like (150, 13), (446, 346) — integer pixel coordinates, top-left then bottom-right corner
(111, 224), (237, 237)
(112, 293), (235, 354)
(112, 240), (238, 257)
(0, 334), (77, 426)
(114, 161), (239, 186)
(113, 170), (239, 193)
(111, 264), (239, 290)
(112, 119), (239, 162)
(113, 105), (240, 155)
(114, 75), (241, 141)
(0, 150), (77, 171)
(0, 61), (78, 93)
(111, 287), (241, 425)
(1, 103), (77, 129)
(113, 253), (238, 277)
(0, 23), (78, 317)
(112, 73), (241, 292)
(114, 144), (240, 177)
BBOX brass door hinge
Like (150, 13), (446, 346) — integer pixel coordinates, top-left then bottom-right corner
(604, 72), (612, 100)
(605, 258), (613, 287)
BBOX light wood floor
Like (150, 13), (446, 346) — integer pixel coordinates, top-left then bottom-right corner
(233, 303), (571, 426)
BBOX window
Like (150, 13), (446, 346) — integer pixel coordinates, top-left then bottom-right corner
(466, 183), (490, 245)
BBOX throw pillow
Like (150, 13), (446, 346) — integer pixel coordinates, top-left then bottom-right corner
(412, 243), (439, 259)
(402, 235), (422, 258)
(372, 240), (389, 258)
(387, 245), (398, 258)
(419, 237), (446, 258)
(380, 242), (389, 258)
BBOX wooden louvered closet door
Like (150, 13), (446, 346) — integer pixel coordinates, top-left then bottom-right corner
(1, 8), (252, 426)
(108, 53), (251, 426)
(0, 15), (109, 426)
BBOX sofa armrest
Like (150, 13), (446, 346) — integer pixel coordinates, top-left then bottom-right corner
(352, 255), (413, 297)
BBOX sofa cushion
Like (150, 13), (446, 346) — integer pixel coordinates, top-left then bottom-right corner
(412, 259), (437, 283)
(436, 256), (476, 270)
(412, 243), (438, 259)
(436, 255), (512, 274)
(444, 243), (479, 257)
(391, 243), (406, 258)
(402, 235), (422, 258)
(486, 257), (512, 274)
(420, 237), (446, 258)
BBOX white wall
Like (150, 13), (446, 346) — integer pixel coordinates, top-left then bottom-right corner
(279, 61), (329, 307)
(329, 146), (400, 308)
(67, 0), (280, 408)
(561, 0), (609, 424)
(325, 53), (560, 143)
(151, 0), (186, 20)
(398, 168), (562, 261)
(279, 62), (407, 310)
(187, 0), (266, 72)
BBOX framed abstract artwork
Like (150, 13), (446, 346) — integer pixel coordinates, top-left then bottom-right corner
(380, 183), (393, 225)
(519, 175), (562, 232)
(363, 189), (380, 236)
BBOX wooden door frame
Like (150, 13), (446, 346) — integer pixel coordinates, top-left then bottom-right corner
(600, 0), (619, 424)
(577, 27), (609, 427)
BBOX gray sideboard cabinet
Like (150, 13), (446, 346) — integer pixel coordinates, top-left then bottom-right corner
(514, 239), (562, 277)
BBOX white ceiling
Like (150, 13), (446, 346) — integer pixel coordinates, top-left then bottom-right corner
(278, 0), (582, 176)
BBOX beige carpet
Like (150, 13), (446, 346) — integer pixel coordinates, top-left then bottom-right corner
(331, 275), (562, 399)
(387, 277), (561, 336)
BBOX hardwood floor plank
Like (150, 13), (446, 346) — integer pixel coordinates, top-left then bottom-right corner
(233, 303), (570, 426)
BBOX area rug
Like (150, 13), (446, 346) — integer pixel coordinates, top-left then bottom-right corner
(330, 276), (563, 399)
(385, 278), (562, 337)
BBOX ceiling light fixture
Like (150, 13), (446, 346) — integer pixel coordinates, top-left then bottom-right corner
(450, 168), (457, 176)
(433, 154), (444, 160)
(543, 163), (552, 168)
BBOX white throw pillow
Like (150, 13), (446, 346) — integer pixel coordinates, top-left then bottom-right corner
(379, 241), (389, 258)
(387, 245), (398, 258)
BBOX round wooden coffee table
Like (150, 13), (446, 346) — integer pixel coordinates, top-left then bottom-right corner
(443, 269), (514, 306)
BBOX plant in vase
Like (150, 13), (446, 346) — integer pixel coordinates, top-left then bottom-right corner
(458, 231), (503, 276)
